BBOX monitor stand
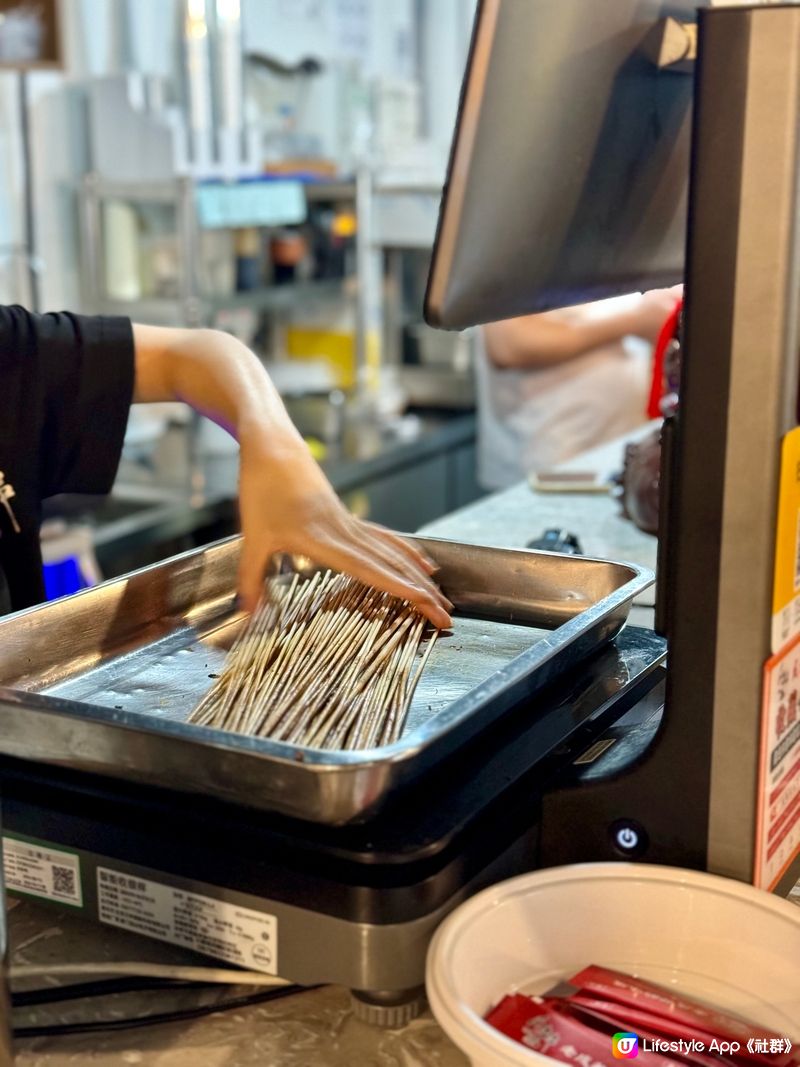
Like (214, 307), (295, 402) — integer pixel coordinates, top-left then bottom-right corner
(540, 3), (800, 898)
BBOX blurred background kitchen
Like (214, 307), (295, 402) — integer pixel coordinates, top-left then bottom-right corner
(0, 0), (483, 597)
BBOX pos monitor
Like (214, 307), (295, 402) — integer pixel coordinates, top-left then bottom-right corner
(426, 0), (800, 895)
(425, 0), (701, 329)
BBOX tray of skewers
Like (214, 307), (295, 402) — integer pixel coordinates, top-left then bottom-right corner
(0, 535), (652, 823)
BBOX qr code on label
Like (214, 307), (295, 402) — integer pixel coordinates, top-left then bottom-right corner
(52, 864), (77, 899)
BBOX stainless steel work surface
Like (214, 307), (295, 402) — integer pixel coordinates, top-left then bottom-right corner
(42, 614), (547, 732)
(0, 536), (652, 823)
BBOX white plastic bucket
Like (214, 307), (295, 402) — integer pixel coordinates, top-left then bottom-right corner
(426, 863), (800, 1067)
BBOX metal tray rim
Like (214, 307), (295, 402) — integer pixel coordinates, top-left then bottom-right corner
(0, 546), (654, 773)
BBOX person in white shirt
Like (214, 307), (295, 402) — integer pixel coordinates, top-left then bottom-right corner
(476, 288), (682, 491)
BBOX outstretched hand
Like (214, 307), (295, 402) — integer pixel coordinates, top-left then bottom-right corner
(132, 322), (452, 629)
(237, 433), (453, 629)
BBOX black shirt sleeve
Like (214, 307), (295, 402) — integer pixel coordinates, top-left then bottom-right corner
(0, 305), (135, 499)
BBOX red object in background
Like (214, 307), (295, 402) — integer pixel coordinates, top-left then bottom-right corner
(647, 297), (683, 419)
(270, 231), (307, 267)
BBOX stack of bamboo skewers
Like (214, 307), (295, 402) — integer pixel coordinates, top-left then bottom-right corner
(189, 571), (439, 750)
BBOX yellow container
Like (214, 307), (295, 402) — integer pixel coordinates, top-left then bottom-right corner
(285, 326), (381, 390)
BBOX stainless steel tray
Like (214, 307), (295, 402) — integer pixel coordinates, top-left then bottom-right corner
(0, 536), (653, 824)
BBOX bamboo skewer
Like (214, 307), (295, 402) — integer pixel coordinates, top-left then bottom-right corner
(389, 627), (439, 745)
(187, 571), (443, 751)
(374, 616), (427, 748)
(255, 583), (377, 738)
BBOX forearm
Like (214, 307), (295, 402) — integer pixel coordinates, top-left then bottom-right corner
(130, 322), (452, 626)
(484, 308), (638, 370)
(132, 324), (303, 458)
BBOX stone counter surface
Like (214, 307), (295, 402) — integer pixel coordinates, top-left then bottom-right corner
(10, 893), (467, 1066)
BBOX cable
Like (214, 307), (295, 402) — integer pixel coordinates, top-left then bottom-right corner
(13, 983), (318, 1040)
(10, 962), (289, 986)
(12, 977), (219, 1009)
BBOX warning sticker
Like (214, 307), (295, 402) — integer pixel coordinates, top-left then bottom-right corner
(97, 868), (278, 974)
(770, 426), (800, 653)
(755, 636), (800, 890)
(3, 836), (82, 908)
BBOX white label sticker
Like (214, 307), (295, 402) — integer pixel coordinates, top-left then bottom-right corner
(97, 868), (278, 974)
(3, 837), (82, 907)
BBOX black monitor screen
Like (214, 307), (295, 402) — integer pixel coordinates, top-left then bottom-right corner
(425, 0), (704, 329)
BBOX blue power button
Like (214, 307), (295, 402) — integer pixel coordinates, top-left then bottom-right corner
(610, 819), (648, 857)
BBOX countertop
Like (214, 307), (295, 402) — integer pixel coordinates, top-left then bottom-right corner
(9, 427), (799, 1064)
(424, 432), (647, 555)
(8, 896), (466, 1066)
(422, 425), (660, 629)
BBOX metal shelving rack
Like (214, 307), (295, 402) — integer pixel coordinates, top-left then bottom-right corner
(77, 169), (473, 409)
(369, 174), (477, 408)
(77, 172), (359, 331)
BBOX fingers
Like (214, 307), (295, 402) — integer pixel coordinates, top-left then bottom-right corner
(364, 522), (438, 575)
(348, 528), (453, 622)
(285, 509), (452, 627)
(341, 519), (451, 617)
(236, 516), (452, 629)
(313, 537), (452, 630)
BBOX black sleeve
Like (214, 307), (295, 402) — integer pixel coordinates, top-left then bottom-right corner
(0, 305), (135, 499)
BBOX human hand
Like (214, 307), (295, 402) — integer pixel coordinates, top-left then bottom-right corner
(236, 432), (453, 629)
(131, 322), (452, 628)
(628, 285), (684, 344)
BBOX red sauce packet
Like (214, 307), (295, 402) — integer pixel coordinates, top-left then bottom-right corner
(568, 967), (797, 1066)
(485, 994), (547, 1044)
(484, 968), (797, 1067)
(565, 996), (748, 1067)
(485, 994), (690, 1066)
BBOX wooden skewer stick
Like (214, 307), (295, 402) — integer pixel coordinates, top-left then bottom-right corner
(373, 616), (425, 748)
(294, 611), (386, 747)
(389, 627), (439, 744)
(256, 584), (378, 736)
(276, 588), (390, 732)
(188, 571), (440, 751)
